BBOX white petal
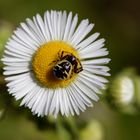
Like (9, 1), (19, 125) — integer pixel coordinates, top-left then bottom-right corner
(4, 49), (31, 59)
(75, 78), (99, 101)
(27, 87), (42, 109)
(67, 14), (78, 41)
(80, 71), (108, 87)
(45, 89), (54, 115)
(50, 11), (58, 40)
(49, 89), (59, 116)
(70, 19), (89, 45)
(60, 11), (67, 40)
(72, 23), (94, 47)
(3, 69), (29, 75)
(63, 87), (74, 116)
(76, 33), (100, 50)
(36, 90), (48, 117)
(26, 18), (44, 43)
(31, 88), (45, 113)
(14, 28), (38, 50)
(83, 65), (110, 72)
(45, 11), (54, 40)
(6, 39), (34, 55)
(20, 83), (40, 106)
(81, 58), (111, 65)
(63, 12), (72, 41)
(84, 67), (110, 76)
(14, 81), (36, 100)
(35, 14), (49, 41)
(66, 87), (80, 115)
(70, 83), (93, 107)
(79, 38), (105, 53)
(33, 15), (47, 43)
(20, 22), (42, 44)
(56, 11), (62, 40)
(80, 48), (109, 59)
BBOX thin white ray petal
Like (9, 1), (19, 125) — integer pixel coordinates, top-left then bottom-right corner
(45, 11), (54, 40)
(63, 12), (72, 41)
(31, 88), (44, 113)
(71, 84), (92, 110)
(6, 40), (34, 55)
(60, 11), (67, 40)
(56, 11), (62, 40)
(73, 23), (94, 47)
(71, 82), (93, 107)
(77, 76), (101, 94)
(13, 30), (37, 51)
(3, 61), (29, 67)
(50, 11), (58, 40)
(83, 65), (110, 72)
(81, 70), (108, 84)
(27, 87), (42, 109)
(4, 65), (30, 72)
(6, 73), (30, 87)
(43, 12), (51, 41)
(54, 89), (61, 118)
(84, 67), (111, 76)
(79, 38), (105, 53)
(76, 78), (99, 101)
(14, 28), (38, 50)
(58, 88), (65, 115)
(36, 14), (49, 41)
(4, 69), (29, 75)
(80, 72), (105, 88)
(66, 87), (80, 115)
(37, 90), (48, 117)
(76, 33), (100, 50)
(70, 19), (89, 44)
(20, 22), (41, 44)
(68, 86), (86, 112)
(8, 75), (33, 94)
(4, 49), (31, 59)
(63, 87), (74, 116)
(20, 83), (40, 107)
(80, 49), (109, 59)
(26, 18), (44, 43)
(49, 89), (58, 116)
(80, 44), (105, 56)
(33, 15), (46, 43)
(5, 72), (30, 81)
(81, 58), (111, 65)
(62, 88), (70, 116)
(67, 14), (78, 41)
(45, 89), (54, 116)
(14, 81), (36, 100)
(2, 57), (30, 63)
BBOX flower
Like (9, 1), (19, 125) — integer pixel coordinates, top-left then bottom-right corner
(2, 10), (110, 117)
(107, 68), (140, 114)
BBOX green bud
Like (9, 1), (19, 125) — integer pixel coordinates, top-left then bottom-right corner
(80, 119), (104, 140)
(107, 68), (138, 114)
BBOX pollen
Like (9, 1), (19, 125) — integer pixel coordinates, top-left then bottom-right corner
(32, 41), (79, 88)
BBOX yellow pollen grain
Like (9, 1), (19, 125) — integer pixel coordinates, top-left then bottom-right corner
(32, 41), (79, 88)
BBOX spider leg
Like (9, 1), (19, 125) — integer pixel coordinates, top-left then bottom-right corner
(74, 59), (83, 73)
(61, 51), (72, 58)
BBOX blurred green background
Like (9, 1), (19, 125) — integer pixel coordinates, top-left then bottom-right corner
(0, 0), (140, 140)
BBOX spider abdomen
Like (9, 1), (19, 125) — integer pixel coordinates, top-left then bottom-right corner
(53, 60), (72, 80)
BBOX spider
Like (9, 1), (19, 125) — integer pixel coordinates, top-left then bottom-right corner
(52, 51), (83, 80)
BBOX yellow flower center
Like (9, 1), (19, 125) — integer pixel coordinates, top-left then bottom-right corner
(32, 41), (79, 88)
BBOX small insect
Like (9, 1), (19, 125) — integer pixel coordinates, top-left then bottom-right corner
(52, 51), (83, 80)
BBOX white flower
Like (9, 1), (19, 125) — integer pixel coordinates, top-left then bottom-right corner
(2, 10), (110, 117)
